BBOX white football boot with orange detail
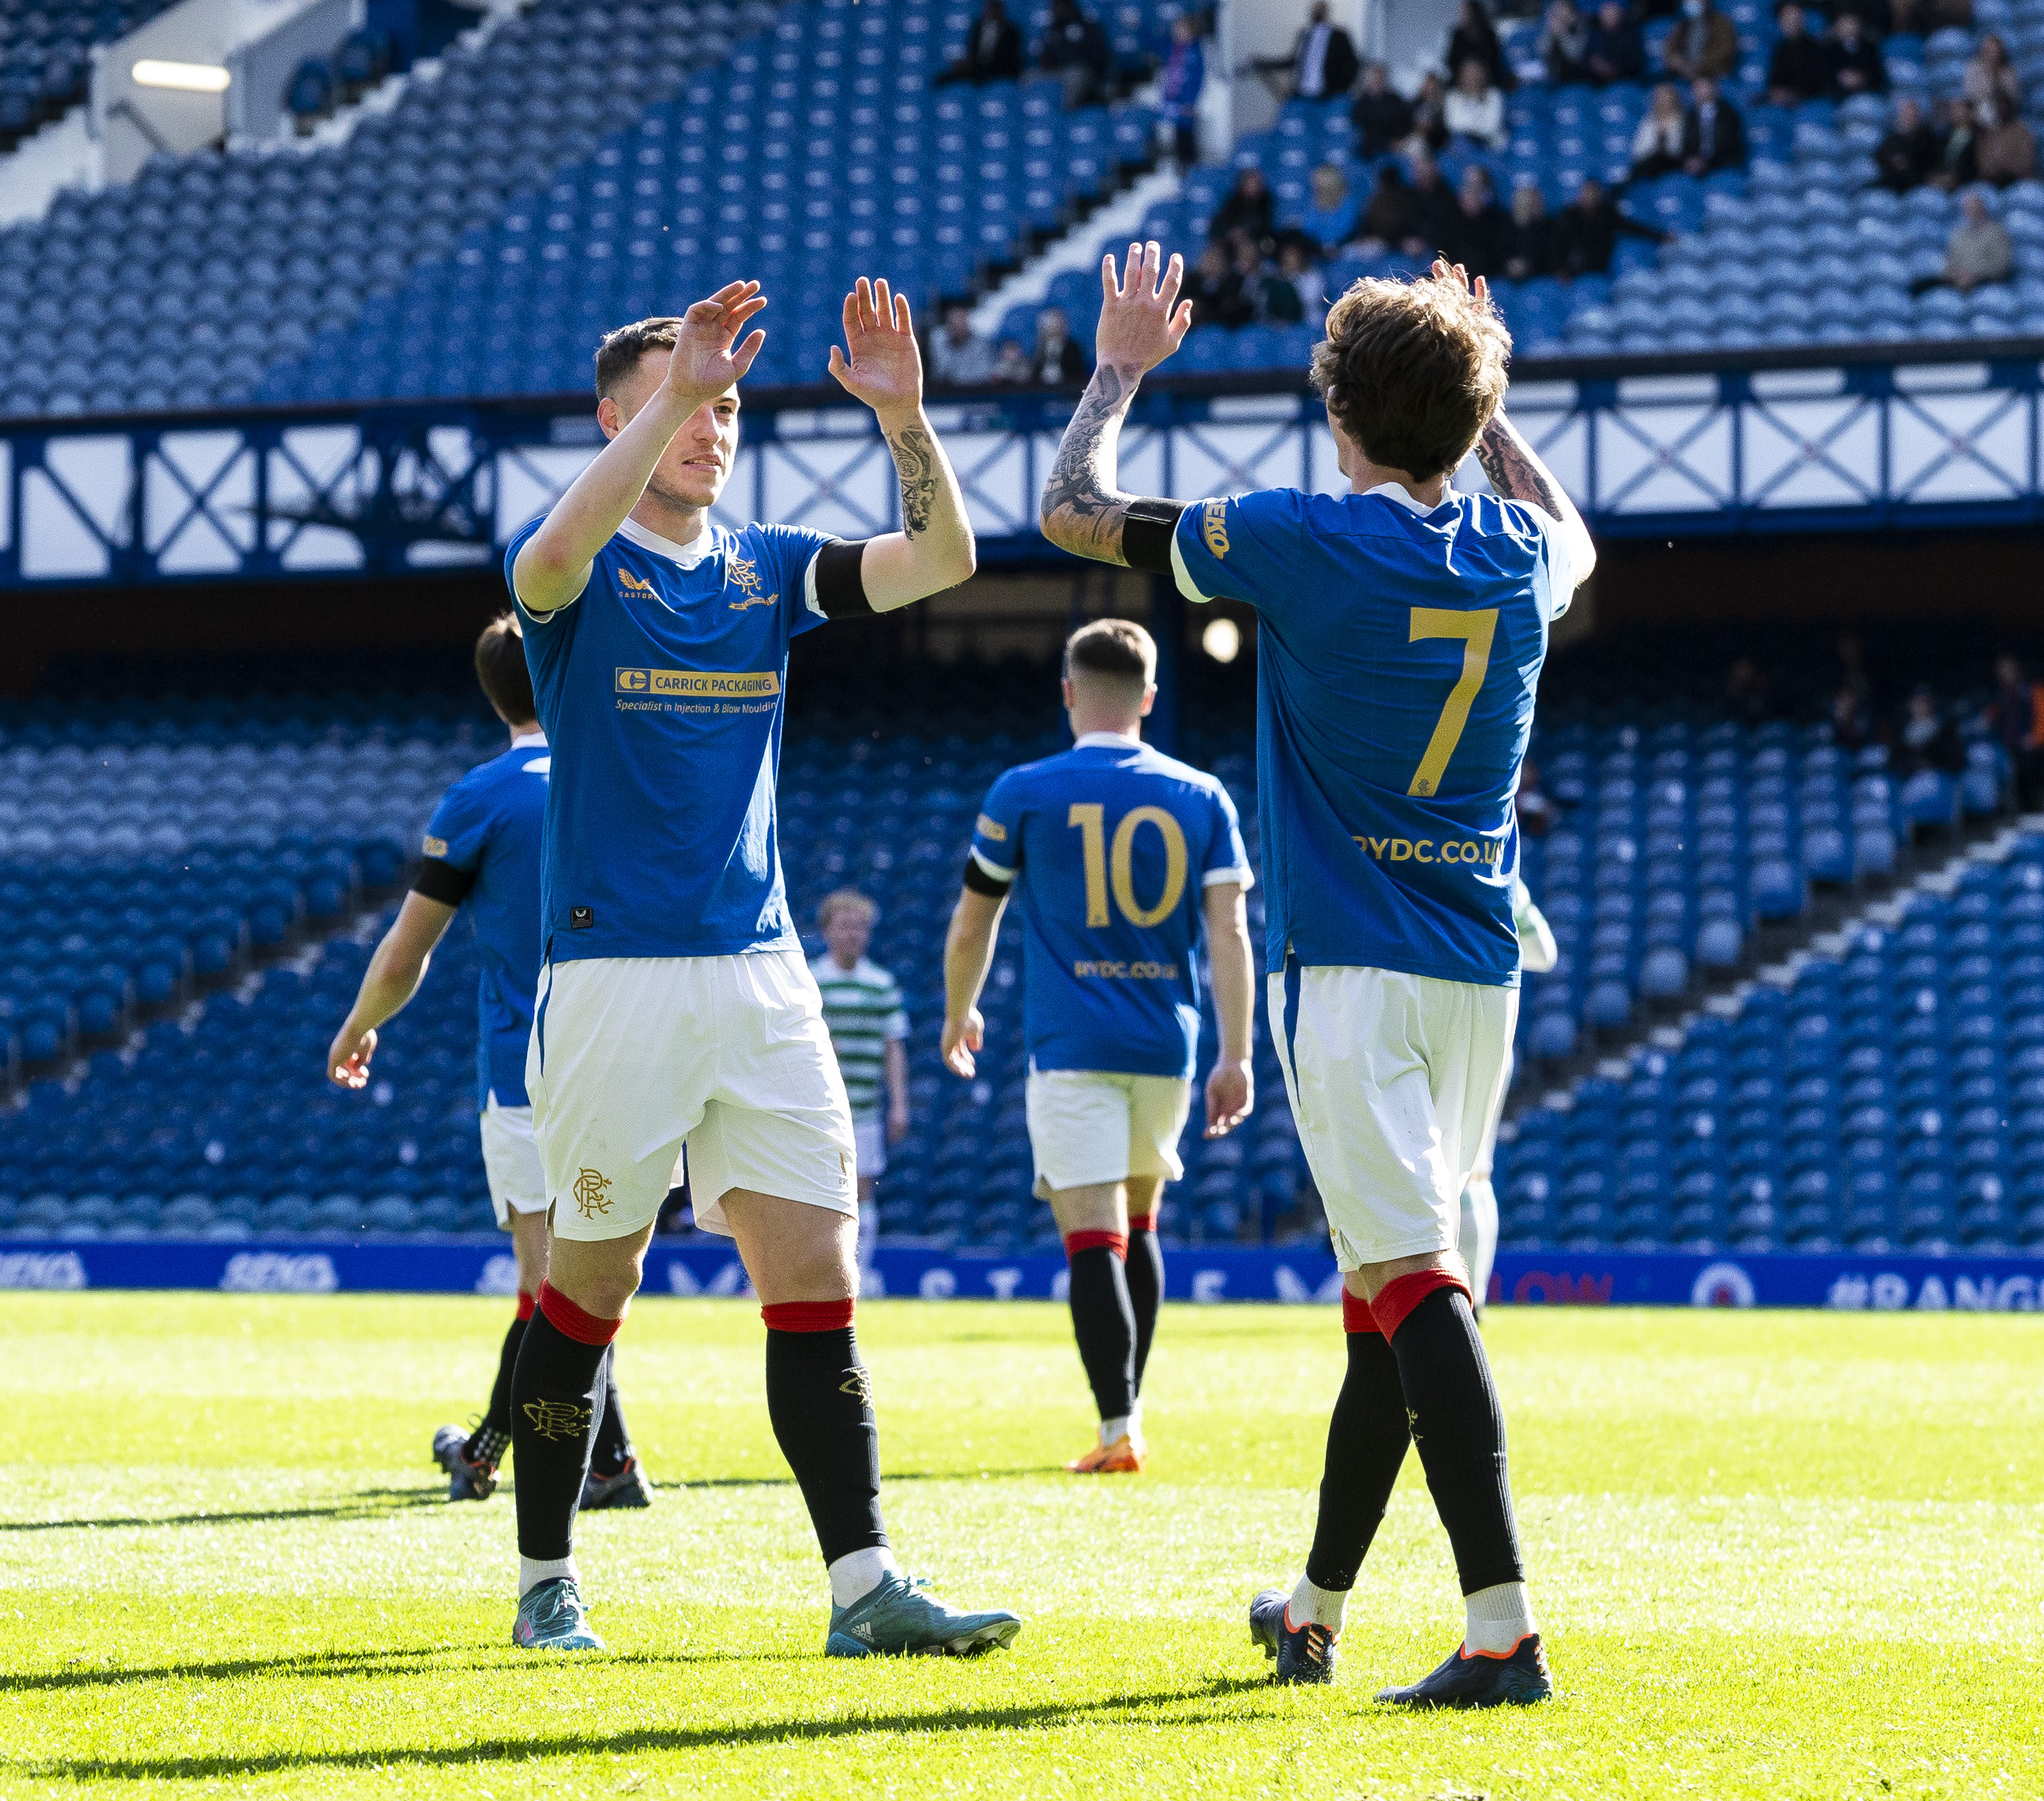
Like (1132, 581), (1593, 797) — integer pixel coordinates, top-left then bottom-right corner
(1064, 1431), (1147, 1474)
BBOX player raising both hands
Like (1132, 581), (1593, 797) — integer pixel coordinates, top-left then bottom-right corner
(1041, 244), (1592, 1706)
(500, 278), (1019, 1658)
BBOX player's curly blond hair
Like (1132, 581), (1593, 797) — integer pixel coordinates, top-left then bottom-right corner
(1309, 273), (1512, 481)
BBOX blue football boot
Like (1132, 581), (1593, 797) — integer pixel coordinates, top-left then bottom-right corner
(580, 1456), (654, 1510)
(1248, 1588), (1339, 1685)
(434, 1423), (502, 1501)
(824, 1573), (1022, 1658)
(1375, 1634), (1554, 1709)
(512, 1577), (605, 1652)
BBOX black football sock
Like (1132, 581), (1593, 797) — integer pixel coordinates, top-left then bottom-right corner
(1304, 1308), (1412, 1591)
(510, 1284), (617, 1563)
(589, 1349), (634, 1477)
(1382, 1279), (1526, 1596)
(1125, 1221), (1164, 1395)
(466, 1298), (531, 1465)
(1064, 1236), (1136, 1423)
(762, 1302), (887, 1566)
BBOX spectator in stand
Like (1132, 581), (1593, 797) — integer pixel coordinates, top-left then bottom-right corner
(935, 0), (1024, 86)
(1158, 16), (1204, 167)
(1355, 160), (1418, 250)
(1766, 3), (1832, 104)
(1934, 188), (2015, 292)
(990, 337), (1031, 382)
(1406, 152), (1461, 253)
(1184, 241), (1241, 327)
(1987, 654), (2044, 808)
(1976, 96), (2037, 185)
(1584, 1), (1646, 84)
(1236, 240), (1307, 324)
(1964, 32), (2022, 122)
(1540, 0), (1593, 83)
(1662, 0), (1738, 81)
(1444, 57), (1508, 148)
(1448, 166), (1512, 279)
(1832, 0), (1892, 36)
(1448, 0), (1518, 91)
(926, 303), (996, 387)
(1828, 13), (1887, 96)
(1829, 682), (1877, 754)
(1038, 0), (1112, 110)
(1875, 95), (1941, 192)
(1897, 685), (1965, 777)
(1275, 240), (1329, 327)
(1289, 0), (1362, 99)
(1297, 163), (1362, 251)
(1682, 75), (1746, 175)
(1028, 306), (1088, 383)
(1209, 166), (1275, 252)
(1407, 71), (1452, 152)
(1555, 175), (1667, 275)
(1503, 180), (1558, 278)
(1351, 62), (1416, 156)
(1515, 759), (1557, 836)
(1929, 97), (1980, 189)
(1631, 80), (1688, 178)
(1893, 0), (1972, 34)
(1724, 656), (1771, 726)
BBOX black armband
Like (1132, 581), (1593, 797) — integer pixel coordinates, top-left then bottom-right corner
(1120, 497), (1186, 575)
(962, 854), (1013, 897)
(812, 539), (873, 618)
(411, 858), (478, 905)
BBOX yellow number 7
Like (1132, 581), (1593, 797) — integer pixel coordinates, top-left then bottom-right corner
(1406, 608), (1498, 798)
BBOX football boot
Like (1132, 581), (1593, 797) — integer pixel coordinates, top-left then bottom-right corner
(512, 1577), (605, 1652)
(1375, 1634), (1554, 1709)
(824, 1573), (1022, 1658)
(1249, 1588), (1339, 1685)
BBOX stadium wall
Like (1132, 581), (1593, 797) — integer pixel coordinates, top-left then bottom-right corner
(3, 1238), (2039, 1312)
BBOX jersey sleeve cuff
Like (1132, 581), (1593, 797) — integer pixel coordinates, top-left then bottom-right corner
(968, 845), (1017, 882)
(1168, 522), (1217, 604)
(1202, 864), (1255, 891)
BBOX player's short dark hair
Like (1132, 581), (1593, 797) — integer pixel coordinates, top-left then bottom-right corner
(1309, 273), (1511, 482)
(475, 612), (535, 725)
(1065, 618), (1156, 692)
(594, 317), (686, 401)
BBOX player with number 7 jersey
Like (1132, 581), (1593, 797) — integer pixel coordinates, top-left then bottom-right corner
(941, 619), (1257, 1477)
(1039, 243), (1594, 1706)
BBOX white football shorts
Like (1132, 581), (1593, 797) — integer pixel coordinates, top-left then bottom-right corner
(479, 1093), (549, 1228)
(528, 951), (858, 1243)
(1025, 1067), (1192, 1197)
(852, 1114), (887, 1179)
(1269, 961), (1515, 1270)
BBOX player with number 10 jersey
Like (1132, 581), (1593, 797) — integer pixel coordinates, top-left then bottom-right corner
(942, 619), (1255, 1477)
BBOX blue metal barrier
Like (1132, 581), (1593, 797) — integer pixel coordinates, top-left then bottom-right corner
(1, 1238), (2038, 1311)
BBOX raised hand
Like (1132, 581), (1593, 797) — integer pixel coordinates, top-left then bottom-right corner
(828, 278), (924, 422)
(663, 280), (769, 407)
(1429, 254), (1490, 310)
(1096, 240), (1194, 376)
(941, 1007), (984, 1079)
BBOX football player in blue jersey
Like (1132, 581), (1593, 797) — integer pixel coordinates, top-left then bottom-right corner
(327, 617), (650, 1513)
(1040, 245), (1593, 1705)
(498, 278), (1020, 1657)
(939, 618), (1256, 1475)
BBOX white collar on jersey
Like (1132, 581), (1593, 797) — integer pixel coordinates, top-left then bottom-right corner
(1363, 478), (1455, 515)
(814, 952), (887, 981)
(1073, 731), (1143, 749)
(509, 729), (548, 749)
(616, 514), (718, 567)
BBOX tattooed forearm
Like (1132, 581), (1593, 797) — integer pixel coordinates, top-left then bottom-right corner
(1040, 362), (1141, 564)
(888, 422), (938, 536)
(1474, 415), (1567, 522)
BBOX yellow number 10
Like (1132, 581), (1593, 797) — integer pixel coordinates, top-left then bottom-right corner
(1406, 607), (1499, 798)
(1068, 803), (1189, 928)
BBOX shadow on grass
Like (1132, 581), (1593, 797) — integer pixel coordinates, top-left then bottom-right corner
(667, 1466), (1064, 1488)
(0, 1486), (448, 1535)
(13, 1675), (1278, 1777)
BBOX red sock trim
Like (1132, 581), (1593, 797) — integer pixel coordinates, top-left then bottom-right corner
(536, 1280), (622, 1347)
(1341, 1289), (1380, 1335)
(1064, 1230), (1129, 1259)
(1127, 1214), (1155, 1233)
(761, 1299), (856, 1332)
(515, 1291), (536, 1321)
(1373, 1269), (1472, 1342)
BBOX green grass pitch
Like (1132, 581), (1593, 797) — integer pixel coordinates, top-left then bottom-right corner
(3, 1293), (2039, 1799)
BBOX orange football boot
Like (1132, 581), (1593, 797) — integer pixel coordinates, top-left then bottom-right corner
(1064, 1433), (1147, 1474)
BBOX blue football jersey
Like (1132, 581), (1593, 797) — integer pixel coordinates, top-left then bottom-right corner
(1171, 484), (1578, 985)
(422, 733), (550, 1111)
(506, 512), (836, 961)
(969, 734), (1252, 1079)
